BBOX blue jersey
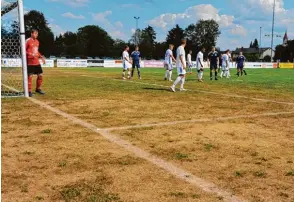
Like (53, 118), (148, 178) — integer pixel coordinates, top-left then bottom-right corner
(236, 55), (246, 67)
(131, 51), (141, 62)
(208, 51), (219, 64)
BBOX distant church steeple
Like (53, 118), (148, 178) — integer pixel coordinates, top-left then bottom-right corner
(283, 30), (288, 46)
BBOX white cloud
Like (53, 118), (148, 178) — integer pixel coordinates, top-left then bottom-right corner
(62, 12), (85, 20)
(231, 25), (247, 36)
(92, 10), (112, 24)
(92, 11), (126, 39)
(115, 21), (124, 28)
(48, 0), (89, 7)
(49, 23), (65, 36)
(246, 0), (285, 14)
(149, 4), (235, 30)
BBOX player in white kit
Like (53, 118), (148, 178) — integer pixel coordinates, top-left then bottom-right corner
(221, 50), (230, 79)
(196, 47), (205, 82)
(187, 50), (193, 74)
(164, 44), (176, 81)
(122, 45), (132, 80)
(170, 39), (187, 92)
(227, 50), (232, 78)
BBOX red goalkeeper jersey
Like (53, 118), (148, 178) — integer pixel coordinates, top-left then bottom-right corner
(26, 38), (41, 65)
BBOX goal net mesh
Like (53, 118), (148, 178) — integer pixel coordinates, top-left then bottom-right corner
(1, 0), (24, 97)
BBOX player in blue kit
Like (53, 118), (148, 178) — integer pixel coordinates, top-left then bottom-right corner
(131, 46), (142, 79)
(236, 52), (247, 77)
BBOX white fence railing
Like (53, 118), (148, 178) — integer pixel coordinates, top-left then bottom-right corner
(2, 58), (284, 69)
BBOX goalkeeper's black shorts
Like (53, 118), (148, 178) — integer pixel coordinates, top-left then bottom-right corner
(27, 65), (43, 75)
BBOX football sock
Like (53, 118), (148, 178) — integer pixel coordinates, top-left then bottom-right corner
(127, 70), (131, 78)
(137, 68), (141, 77)
(215, 71), (218, 78)
(28, 75), (33, 92)
(226, 71), (229, 78)
(210, 71), (213, 79)
(131, 68), (134, 77)
(165, 70), (169, 79)
(243, 70), (247, 75)
(172, 76), (182, 87)
(180, 77), (185, 89)
(169, 70), (172, 80)
(36, 75), (43, 90)
(122, 71), (125, 78)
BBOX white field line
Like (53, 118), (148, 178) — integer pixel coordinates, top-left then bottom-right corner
(27, 97), (246, 202)
(80, 74), (294, 106)
(100, 111), (294, 131)
(2, 84), (246, 202)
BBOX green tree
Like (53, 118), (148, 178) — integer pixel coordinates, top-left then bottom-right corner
(53, 34), (64, 56)
(252, 39), (259, 49)
(263, 55), (271, 62)
(140, 25), (156, 59)
(22, 10), (55, 56)
(113, 39), (127, 58)
(129, 29), (143, 45)
(244, 53), (259, 62)
(274, 40), (294, 62)
(154, 42), (167, 60)
(76, 25), (114, 57)
(166, 24), (184, 49)
(184, 20), (220, 53)
(63, 32), (78, 57)
(249, 41), (253, 48)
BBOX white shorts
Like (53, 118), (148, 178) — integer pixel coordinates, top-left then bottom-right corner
(123, 61), (131, 70)
(177, 67), (186, 75)
(222, 65), (229, 71)
(196, 65), (203, 71)
(165, 63), (173, 70)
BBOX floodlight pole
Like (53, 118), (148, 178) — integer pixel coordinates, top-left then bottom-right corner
(134, 16), (140, 45)
(270, 0), (276, 62)
(18, 0), (29, 97)
(259, 27), (262, 60)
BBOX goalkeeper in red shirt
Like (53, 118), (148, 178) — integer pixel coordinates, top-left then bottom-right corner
(26, 29), (46, 97)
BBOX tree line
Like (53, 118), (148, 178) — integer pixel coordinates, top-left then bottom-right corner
(1, 10), (221, 59)
(275, 40), (294, 62)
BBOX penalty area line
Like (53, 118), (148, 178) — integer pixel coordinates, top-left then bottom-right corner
(100, 111), (294, 131)
(3, 83), (246, 202)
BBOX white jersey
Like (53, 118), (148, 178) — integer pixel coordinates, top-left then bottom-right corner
(187, 53), (192, 64)
(122, 51), (129, 63)
(196, 51), (204, 69)
(222, 54), (229, 67)
(165, 49), (173, 64)
(176, 45), (186, 68)
(122, 50), (130, 69)
(228, 53), (232, 68)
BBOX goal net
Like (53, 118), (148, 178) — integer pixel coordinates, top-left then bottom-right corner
(1, 0), (28, 97)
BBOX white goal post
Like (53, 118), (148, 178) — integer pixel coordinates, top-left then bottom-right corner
(1, 0), (28, 97)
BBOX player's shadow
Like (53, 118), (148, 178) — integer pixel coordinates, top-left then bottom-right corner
(143, 87), (169, 92)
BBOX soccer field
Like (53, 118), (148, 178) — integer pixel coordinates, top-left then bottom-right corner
(2, 68), (294, 202)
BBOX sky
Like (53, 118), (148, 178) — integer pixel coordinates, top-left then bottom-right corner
(19, 0), (294, 50)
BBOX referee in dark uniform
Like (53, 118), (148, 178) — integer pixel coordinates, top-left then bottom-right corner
(208, 47), (219, 80)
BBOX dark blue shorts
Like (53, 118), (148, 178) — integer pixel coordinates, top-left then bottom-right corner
(132, 62), (140, 68)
